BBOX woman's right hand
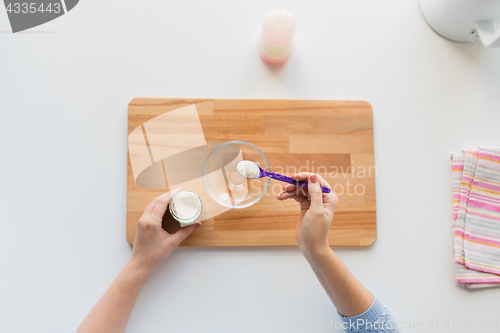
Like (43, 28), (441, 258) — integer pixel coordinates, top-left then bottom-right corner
(276, 173), (338, 254)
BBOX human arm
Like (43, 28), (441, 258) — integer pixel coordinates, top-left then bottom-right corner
(277, 173), (399, 332)
(277, 173), (374, 316)
(76, 188), (201, 333)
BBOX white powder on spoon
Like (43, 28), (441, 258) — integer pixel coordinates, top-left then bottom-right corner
(237, 160), (260, 179)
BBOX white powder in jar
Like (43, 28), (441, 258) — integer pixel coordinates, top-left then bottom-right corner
(237, 160), (261, 179)
(171, 191), (201, 221)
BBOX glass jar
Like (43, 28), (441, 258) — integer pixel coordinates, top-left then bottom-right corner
(169, 191), (203, 226)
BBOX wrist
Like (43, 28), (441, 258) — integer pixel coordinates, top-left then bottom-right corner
(300, 243), (332, 261)
(126, 258), (155, 281)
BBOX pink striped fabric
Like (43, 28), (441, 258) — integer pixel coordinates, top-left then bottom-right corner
(464, 147), (500, 274)
(452, 154), (463, 221)
(454, 148), (478, 265)
(451, 148), (500, 288)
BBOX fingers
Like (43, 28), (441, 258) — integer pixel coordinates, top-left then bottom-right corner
(293, 172), (331, 188)
(292, 172), (313, 181)
(140, 197), (160, 221)
(278, 183), (308, 203)
(139, 187), (181, 227)
(282, 183), (308, 196)
(277, 191), (307, 204)
(325, 191), (339, 212)
(171, 222), (201, 245)
(308, 174), (324, 211)
(151, 187), (181, 219)
(279, 173), (338, 212)
(293, 173), (337, 206)
(322, 186), (337, 202)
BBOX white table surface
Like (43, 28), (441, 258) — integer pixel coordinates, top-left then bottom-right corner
(1, 1), (500, 332)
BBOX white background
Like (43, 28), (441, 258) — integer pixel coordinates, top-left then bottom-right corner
(1, 1), (500, 332)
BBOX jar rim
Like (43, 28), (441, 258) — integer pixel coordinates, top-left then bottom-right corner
(169, 190), (203, 224)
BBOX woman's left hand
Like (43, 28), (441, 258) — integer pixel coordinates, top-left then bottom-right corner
(129, 187), (201, 275)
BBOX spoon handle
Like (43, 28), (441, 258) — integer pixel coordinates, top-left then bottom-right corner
(264, 171), (332, 193)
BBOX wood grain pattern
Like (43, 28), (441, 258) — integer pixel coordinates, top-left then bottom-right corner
(127, 98), (377, 247)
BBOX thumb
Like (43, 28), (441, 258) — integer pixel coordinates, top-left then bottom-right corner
(308, 175), (324, 211)
(171, 222), (201, 245)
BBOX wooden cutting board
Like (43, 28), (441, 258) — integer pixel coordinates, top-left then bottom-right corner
(127, 98), (376, 247)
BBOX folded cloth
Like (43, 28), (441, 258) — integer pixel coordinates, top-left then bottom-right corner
(451, 150), (500, 287)
(462, 281), (500, 289)
(452, 154), (464, 222)
(454, 148), (478, 265)
(463, 147), (500, 275)
(455, 260), (500, 286)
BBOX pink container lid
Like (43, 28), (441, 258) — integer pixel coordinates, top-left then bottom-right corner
(261, 8), (295, 47)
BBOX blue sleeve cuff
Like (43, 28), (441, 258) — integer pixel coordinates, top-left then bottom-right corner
(338, 297), (385, 331)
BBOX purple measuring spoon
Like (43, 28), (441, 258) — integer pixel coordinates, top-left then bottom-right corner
(237, 161), (332, 193)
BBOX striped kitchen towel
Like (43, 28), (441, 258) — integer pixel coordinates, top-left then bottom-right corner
(451, 152), (500, 287)
(463, 147), (500, 275)
(452, 154), (464, 221)
(454, 148), (478, 265)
